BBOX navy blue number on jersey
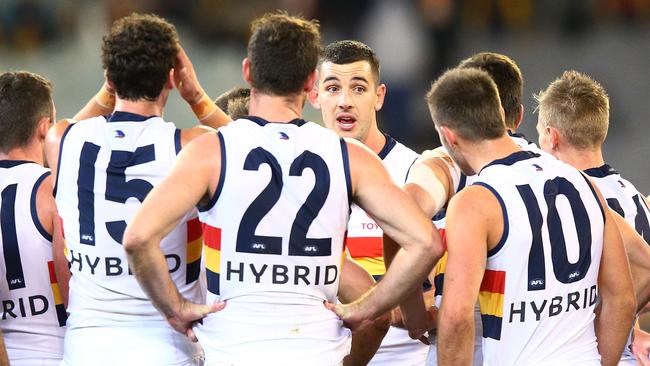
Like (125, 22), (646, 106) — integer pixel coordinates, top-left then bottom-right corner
(517, 177), (592, 291)
(236, 147), (332, 257)
(1, 184), (26, 290)
(606, 194), (650, 242)
(78, 142), (156, 245)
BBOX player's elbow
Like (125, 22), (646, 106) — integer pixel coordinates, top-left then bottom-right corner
(424, 224), (445, 264)
(122, 226), (149, 255)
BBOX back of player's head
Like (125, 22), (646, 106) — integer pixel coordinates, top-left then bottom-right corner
(535, 70), (609, 149)
(101, 13), (179, 101)
(426, 68), (505, 142)
(458, 52), (522, 129)
(247, 11), (320, 96)
(320, 40), (380, 84)
(214, 87), (250, 120)
(0, 71), (53, 153)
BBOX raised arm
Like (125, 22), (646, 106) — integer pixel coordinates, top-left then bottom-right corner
(123, 132), (225, 340)
(73, 81), (115, 122)
(173, 47), (230, 130)
(330, 140), (443, 326)
(437, 186), (497, 365)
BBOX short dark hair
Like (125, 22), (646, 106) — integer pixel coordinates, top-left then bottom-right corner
(0, 71), (53, 153)
(458, 52), (523, 129)
(536, 70), (609, 149)
(426, 68), (505, 142)
(214, 87), (250, 120)
(247, 11), (320, 95)
(320, 40), (380, 84)
(101, 13), (179, 101)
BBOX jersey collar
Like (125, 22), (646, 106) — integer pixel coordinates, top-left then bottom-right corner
(377, 133), (397, 160)
(244, 115), (308, 127)
(479, 150), (541, 175)
(106, 111), (157, 123)
(0, 160), (34, 168)
(583, 163), (618, 178)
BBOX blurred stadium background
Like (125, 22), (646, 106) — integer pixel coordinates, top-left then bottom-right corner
(0, 0), (648, 193)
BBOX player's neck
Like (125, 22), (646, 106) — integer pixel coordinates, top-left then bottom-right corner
(468, 134), (522, 174)
(248, 89), (304, 122)
(557, 146), (605, 171)
(363, 126), (386, 155)
(0, 141), (43, 165)
(113, 97), (164, 118)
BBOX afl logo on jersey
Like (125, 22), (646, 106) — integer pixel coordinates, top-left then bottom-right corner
(532, 164), (543, 171)
(278, 132), (289, 140)
(114, 130), (126, 139)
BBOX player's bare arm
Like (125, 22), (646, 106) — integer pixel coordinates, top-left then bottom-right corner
(592, 184), (637, 366)
(338, 254), (389, 366)
(382, 152), (457, 338)
(437, 185), (501, 365)
(35, 174), (70, 307)
(123, 132), (225, 340)
(0, 329), (7, 366)
(610, 209), (650, 311)
(329, 139), (443, 328)
(173, 46), (231, 130)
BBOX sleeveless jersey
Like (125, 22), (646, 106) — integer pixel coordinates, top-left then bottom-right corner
(0, 161), (66, 362)
(476, 150), (604, 366)
(54, 112), (203, 364)
(584, 163), (650, 364)
(344, 135), (427, 366)
(195, 117), (352, 365)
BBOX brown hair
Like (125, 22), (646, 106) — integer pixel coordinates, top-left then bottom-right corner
(458, 52), (523, 129)
(535, 70), (609, 149)
(426, 68), (506, 142)
(247, 11), (320, 95)
(101, 13), (179, 101)
(319, 40), (380, 85)
(214, 87), (250, 120)
(0, 71), (53, 153)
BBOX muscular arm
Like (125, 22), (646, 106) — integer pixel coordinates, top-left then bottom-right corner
(73, 82), (115, 122)
(335, 140), (443, 324)
(437, 186), (498, 365)
(610, 210), (650, 311)
(36, 175), (70, 307)
(0, 329), (8, 366)
(123, 133), (224, 338)
(338, 254), (389, 366)
(383, 154), (455, 337)
(595, 191), (637, 366)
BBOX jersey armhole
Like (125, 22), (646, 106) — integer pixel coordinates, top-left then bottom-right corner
(580, 173), (606, 223)
(53, 122), (75, 197)
(31, 171), (53, 242)
(198, 131), (226, 213)
(473, 182), (509, 258)
(340, 138), (352, 211)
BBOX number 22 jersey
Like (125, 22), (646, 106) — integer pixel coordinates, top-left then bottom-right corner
(195, 117), (352, 366)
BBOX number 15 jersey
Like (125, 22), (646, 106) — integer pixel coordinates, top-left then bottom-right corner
(196, 117), (352, 365)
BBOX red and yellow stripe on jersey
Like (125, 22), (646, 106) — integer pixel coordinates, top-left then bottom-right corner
(47, 260), (67, 326)
(186, 218), (202, 284)
(478, 269), (505, 340)
(344, 236), (385, 278)
(203, 223), (221, 295)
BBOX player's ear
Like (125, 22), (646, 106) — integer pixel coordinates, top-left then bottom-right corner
(104, 70), (116, 93)
(439, 126), (457, 148)
(36, 116), (51, 141)
(165, 69), (174, 90)
(308, 85), (320, 109)
(303, 70), (317, 93)
(375, 83), (386, 111)
(242, 58), (252, 85)
(513, 104), (524, 130)
(548, 126), (561, 150)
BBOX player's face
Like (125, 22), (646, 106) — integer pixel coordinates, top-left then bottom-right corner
(317, 61), (384, 143)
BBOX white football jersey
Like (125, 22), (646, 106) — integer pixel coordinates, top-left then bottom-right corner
(195, 117), (351, 365)
(584, 163), (650, 364)
(476, 150), (604, 366)
(54, 112), (203, 362)
(0, 161), (65, 362)
(344, 135), (427, 366)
